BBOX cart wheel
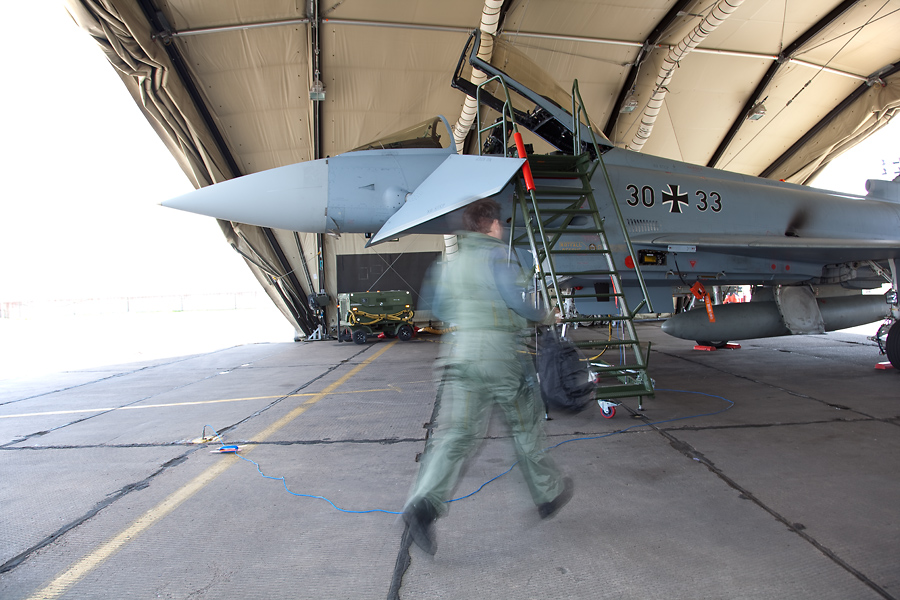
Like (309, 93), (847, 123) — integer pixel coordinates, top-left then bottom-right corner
(353, 330), (367, 345)
(598, 401), (616, 419)
(397, 324), (414, 341)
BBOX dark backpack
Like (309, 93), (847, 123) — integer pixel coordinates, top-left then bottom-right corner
(535, 329), (594, 412)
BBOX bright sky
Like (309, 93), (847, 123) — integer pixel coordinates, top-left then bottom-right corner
(0, 3), (259, 302)
(810, 118), (900, 194)
(0, 3), (897, 304)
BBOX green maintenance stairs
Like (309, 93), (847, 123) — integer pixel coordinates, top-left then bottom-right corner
(473, 74), (654, 406)
(510, 152), (654, 403)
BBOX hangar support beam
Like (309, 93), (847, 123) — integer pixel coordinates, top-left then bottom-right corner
(760, 62), (900, 183)
(626, 0), (746, 154)
(708, 0), (864, 172)
(309, 0), (330, 333)
(127, 0), (320, 335)
(134, 0), (241, 182)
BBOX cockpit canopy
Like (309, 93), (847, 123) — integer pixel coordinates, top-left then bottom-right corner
(351, 116), (454, 153)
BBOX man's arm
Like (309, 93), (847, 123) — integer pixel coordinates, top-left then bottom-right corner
(490, 247), (554, 324)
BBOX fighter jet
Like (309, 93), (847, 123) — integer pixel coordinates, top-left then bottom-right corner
(163, 31), (900, 369)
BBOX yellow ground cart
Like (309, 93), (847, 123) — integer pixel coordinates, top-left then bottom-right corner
(337, 290), (416, 344)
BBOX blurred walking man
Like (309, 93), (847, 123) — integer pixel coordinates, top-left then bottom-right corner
(402, 199), (573, 555)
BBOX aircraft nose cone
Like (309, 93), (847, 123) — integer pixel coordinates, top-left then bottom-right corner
(162, 159), (329, 232)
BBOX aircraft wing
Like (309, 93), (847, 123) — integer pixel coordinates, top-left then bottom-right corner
(367, 154), (525, 245)
(631, 234), (900, 263)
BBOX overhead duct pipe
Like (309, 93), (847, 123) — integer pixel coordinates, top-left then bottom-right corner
(452, 0), (504, 153)
(445, 0), (504, 261)
(628, 0), (745, 152)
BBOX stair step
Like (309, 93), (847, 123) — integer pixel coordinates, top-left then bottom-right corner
(526, 208), (596, 216)
(597, 362), (649, 372)
(530, 187), (588, 196)
(545, 248), (611, 255)
(528, 161), (592, 175)
(527, 156), (582, 169)
(560, 291), (622, 300)
(541, 228), (603, 235)
(573, 340), (642, 350)
(592, 383), (654, 399)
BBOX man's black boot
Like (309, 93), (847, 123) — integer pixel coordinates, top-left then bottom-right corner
(402, 498), (438, 555)
(538, 477), (573, 519)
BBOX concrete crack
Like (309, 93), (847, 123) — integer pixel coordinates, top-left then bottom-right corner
(653, 348), (900, 429)
(0, 345), (250, 408)
(0, 345), (377, 577)
(644, 413), (896, 600)
(0, 447), (199, 575)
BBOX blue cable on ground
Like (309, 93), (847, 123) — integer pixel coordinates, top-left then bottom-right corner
(235, 453), (403, 515)
(444, 464), (517, 504)
(208, 388), (734, 515)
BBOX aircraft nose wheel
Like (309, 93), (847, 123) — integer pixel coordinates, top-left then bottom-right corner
(874, 320), (900, 368)
(597, 400), (617, 419)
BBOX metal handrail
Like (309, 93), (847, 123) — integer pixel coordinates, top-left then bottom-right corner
(475, 75), (557, 313)
(571, 80), (654, 313)
(476, 75), (517, 159)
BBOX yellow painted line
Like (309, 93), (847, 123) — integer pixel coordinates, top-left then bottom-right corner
(0, 387), (396, 420)
(26, 341), (397, 600)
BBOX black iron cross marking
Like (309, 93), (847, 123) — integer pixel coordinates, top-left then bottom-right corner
(662, 184), (689, 214)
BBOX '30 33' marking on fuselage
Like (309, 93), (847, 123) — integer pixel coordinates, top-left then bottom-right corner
(625, 184), (723, 214)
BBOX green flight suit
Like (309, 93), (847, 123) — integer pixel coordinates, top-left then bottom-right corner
(407, 231), (564, 514)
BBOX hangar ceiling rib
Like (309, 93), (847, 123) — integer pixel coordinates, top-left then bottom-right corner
(496, 0), (900, 178)
(67, 0), (900, 179)
(63, 0), (900, 335)
(708, 0), (864, 170)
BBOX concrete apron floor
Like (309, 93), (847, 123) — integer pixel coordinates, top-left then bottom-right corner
(0, 323), (897, 599)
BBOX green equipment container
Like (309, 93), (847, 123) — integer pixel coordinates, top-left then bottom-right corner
(337, 290), (415, 344)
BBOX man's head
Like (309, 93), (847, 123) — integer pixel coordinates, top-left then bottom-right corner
(463, 199), (501, 235)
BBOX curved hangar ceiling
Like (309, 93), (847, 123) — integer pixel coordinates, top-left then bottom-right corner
(64, 0), (900, 336)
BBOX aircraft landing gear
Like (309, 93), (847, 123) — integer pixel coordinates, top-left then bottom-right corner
(874, 319), (900, 369)
(882, 259), (899, 368)
(885, 320), (900, 369)
(868, 259), (898, 369)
